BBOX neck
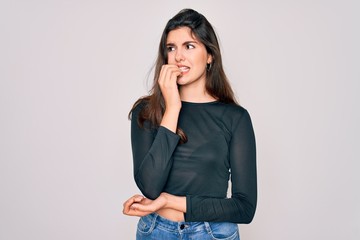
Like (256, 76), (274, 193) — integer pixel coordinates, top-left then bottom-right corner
(179, 83), (216, 103)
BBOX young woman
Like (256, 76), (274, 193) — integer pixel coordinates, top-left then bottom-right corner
(123, 8), (257, 240)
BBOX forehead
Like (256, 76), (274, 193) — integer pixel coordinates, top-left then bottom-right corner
(166, 27), (198, 44)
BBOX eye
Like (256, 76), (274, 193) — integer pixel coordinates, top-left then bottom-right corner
(186, 44), (195, 50)
(167, 46), (175, 52)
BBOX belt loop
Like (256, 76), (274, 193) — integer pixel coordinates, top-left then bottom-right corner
(151, 213), (158, 229)
(204, 222), (211, 234)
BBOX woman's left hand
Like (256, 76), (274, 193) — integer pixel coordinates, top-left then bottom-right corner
(123, 193), (168, 217)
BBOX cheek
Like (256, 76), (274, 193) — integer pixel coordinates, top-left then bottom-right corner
(195, 53), (208, 65)
(167, 53), (176, 64)
(194, 57), (208, 69)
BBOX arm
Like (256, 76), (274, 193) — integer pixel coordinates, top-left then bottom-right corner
(184, 110), (257, 223)
(131, 105), (180, 200)
(132, 65), (182, 200)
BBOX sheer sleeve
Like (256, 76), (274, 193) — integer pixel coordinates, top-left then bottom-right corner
(184, 110), (257, 223)
(131, 103), (180, 200)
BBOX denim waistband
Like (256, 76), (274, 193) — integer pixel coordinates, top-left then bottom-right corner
(137, 213), (240, 239)
(147, 213), (206, 233)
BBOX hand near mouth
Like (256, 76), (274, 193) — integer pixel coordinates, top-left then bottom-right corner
(158, 64), (182, 107)
(158, 65), (181, 103)
(158, 64), (183, 133)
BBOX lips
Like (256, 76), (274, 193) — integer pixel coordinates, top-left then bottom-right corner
(178, 65), (190, 73)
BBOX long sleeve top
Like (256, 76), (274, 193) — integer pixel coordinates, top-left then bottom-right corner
(131, 100), (257, 223)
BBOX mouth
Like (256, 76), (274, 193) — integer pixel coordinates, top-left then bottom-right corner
(178, 66), (190, 74)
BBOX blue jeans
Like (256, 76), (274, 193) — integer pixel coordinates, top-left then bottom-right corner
(136, 213), (240, 240)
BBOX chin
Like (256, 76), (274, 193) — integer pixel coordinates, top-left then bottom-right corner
(176, 77), (187, 85)
(177, 80), (192, 86)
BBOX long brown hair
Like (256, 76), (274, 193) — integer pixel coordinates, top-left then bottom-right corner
(129, 9), (238, 142)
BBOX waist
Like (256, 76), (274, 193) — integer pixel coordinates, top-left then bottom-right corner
(139, 213), (239, 236)
(146, 213), (204, 231)
(156, 208), (184, 222)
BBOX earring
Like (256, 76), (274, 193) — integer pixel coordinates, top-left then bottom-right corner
(206, 62), (212, 71)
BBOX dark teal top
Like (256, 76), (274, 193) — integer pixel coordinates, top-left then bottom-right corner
(131, 101), (257, 223)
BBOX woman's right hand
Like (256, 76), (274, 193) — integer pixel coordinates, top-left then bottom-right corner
(158, 65), (182, 133)
(158, 64), (182, 110)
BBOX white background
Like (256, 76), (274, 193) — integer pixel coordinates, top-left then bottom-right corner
(1, 0), (359, 239)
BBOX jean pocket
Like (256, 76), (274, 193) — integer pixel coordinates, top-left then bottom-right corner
(205, 222), (239, 240)
(137, 214), (157, 235)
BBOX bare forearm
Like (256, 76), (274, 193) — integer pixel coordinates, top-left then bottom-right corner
(160, 107), (181, 133)
(158, 64), (182, 133)
(162, 192), (186, 213)
(156, 193), (186, 221)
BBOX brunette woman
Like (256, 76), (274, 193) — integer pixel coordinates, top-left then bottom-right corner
(123, 8), (257, 240)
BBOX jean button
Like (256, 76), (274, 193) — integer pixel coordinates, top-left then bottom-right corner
(180, 224), (185, 230)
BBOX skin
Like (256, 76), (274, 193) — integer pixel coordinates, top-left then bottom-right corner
(123, 27), (215, 221)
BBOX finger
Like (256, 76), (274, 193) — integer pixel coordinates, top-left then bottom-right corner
(165, 69), (181, 86)
(158, 65), (170, 85)
(159, 65), (181, 86)
(159, 65), (178, 79)
(124, 208), (153, 217)
(123, 200), (153, 217)
(164, 65), (181, 82)
(123, 195), (144, 212)
(131, 203), (155, 213)
(133, 195), (145, 202)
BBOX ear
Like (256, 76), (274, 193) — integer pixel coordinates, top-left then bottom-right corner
(207, 54), (213, 64)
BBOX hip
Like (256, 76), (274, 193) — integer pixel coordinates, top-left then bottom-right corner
(136, 213), (240, 240)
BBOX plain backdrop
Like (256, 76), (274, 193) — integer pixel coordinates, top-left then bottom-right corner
(1, 0), (359, 239)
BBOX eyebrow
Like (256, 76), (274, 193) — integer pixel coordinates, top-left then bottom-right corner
(166, 41), (199, 46)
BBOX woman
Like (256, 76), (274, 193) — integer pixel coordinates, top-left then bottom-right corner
(123, 8), (257, 240)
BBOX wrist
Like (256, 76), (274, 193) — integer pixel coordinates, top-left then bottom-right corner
(160, 192), (171, 208)
(160, 192), (186, 213)
(165, 104), (181, 113)
(160, 108), (181, 133)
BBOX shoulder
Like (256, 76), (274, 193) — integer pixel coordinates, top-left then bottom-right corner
(130, 97), (157, 130)
(222, 102), (248, 114)
(215, 103), (253, 132)
(217, 102), (249, 119)
(131, 97), (149, 117)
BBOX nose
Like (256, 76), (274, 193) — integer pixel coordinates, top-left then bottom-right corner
(175, 49), (185, 62)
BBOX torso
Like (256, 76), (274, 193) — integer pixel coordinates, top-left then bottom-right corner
(156, 209), (185, 222)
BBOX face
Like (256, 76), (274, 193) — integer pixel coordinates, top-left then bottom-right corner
(166, 27), (212, 87)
